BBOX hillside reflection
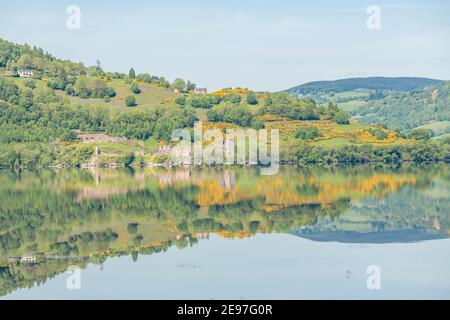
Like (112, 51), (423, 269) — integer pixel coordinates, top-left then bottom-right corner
(0, 165), (449, 296)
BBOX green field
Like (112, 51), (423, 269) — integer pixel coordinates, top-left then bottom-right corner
(337, 99), (368, 112)
(317, 90), (371, 112)
(45, 78), (178, 111)
(415, 121), (450, 136)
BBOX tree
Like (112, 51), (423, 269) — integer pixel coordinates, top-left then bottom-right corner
(247, 91), (258, 105)
(304, 105), (319, 120)
(295, 127), (323, 140)
(224, 93), (241, 104)
(159, 77), (170, 88)
(175, 95), (186, 105)
(133, 235), (143, 246)
(327, 103), (340, 117)
(125, 95), (137, 107)
(207, 104), (254, 126)
(409, 128), (431, 140)
(132, 251), (139, 262)
(24, 79), (36, 89)
(124, 153), (135, 166)
(172, 78), (186, 92)
(130, 83), (141, 94)
(127, 223), (139, 234)
(65, 83), (75, 95)
(19, 89), (34, 110)
(128, 68), (136, 79)
(17, 54), (33, 69)
(136, 73), (151, 83)
(369, 128), (388, 140)
(334, 111), (350, 124)
(186, 80), (196, 91)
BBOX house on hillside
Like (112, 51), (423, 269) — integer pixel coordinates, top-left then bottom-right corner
(194, 87), (207, 95)
(20, 255), (36, 263)
(18, 70), (33, 78)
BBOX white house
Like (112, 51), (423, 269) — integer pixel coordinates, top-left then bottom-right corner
(18, 70), (33, 78)
(20, 255), (36, 263)
(194, 87), (207, 95)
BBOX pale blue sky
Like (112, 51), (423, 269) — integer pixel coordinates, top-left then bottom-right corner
(0, 0), (449, 91)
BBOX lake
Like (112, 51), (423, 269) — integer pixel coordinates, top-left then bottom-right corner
(1, 165), (449, 299)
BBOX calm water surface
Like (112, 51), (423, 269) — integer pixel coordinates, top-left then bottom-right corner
(1, 165), (449, 299)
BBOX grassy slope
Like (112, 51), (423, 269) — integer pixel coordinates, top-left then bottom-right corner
(57, 79), (178, 111)
(415, 121), (450, 136)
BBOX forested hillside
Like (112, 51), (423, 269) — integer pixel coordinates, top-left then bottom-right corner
(353, 81), (450, 134)
(286, 77), (443, 95)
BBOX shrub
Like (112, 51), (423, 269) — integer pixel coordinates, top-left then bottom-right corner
(24, 79), (36, 89)
(125, 95), (137, 107)
(175, 95), (186, 105)
(333, 111), (350, 124)
(130, 83), (141, 94)
(127, 223), (139, 234)
(223, 93), (241, 104)
(65, 83), (75, 95)
(247, 92), (258, 105)
(295, 126), (323, 140)
(368, 128), (389, 140)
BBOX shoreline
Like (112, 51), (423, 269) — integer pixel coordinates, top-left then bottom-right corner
(1, 160), (449, 172)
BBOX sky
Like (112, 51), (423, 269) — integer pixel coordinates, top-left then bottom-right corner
(0, 0), (449, 91)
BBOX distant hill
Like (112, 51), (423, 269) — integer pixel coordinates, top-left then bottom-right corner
(286, 77), (444, 95)
(294, 229), (444, 244)
(353, 81), (450, 133)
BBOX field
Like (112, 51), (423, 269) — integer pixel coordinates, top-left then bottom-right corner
(62, 79), (179, 111)
(7, 76), (179, 111)
(434, 133), (450, 141)
(415, 121), (450, 136)
(337, 99), (368, 112)
(303, 89), (372, 112)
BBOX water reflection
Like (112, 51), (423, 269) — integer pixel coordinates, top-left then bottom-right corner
(0, 165), (449, 297)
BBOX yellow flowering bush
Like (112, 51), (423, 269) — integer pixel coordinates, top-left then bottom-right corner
(212, 88), (249, 96)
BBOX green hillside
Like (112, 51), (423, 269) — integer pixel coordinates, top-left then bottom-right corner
(286, 77), (443, 95)
(0, 38), (449, 168)
(353, 81), (450, 134)
(285, 77), (445, 113)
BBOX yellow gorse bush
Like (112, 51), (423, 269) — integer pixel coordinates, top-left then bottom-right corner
(212, 88), (249, 96)
(265, 120), (410, 144)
